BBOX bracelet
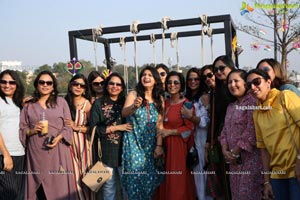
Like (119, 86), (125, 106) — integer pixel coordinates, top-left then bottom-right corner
(156, 144), (163, 147)
(230, 149), (239, 158)
(263, 181), (270, 186)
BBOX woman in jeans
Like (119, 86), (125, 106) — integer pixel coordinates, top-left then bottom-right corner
(90, 72), (131, 200)
(246, 69), (300, 200)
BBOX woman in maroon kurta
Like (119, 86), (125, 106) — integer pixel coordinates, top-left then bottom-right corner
(20, 71), (76, 200)
(155, 71), (195, 200)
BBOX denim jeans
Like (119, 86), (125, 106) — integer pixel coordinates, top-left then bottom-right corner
(102, 167), (126, 200)
(270, 177), (300, 200)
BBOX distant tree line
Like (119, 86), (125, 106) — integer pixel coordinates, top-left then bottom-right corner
(17, 60), (195, 96)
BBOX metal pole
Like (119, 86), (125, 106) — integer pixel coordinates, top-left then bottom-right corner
(274, 0), (278, 60)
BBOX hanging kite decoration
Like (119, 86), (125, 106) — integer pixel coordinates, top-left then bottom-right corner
(264, 45), (271, 51)
(258, 29), (266, 36)
(102, 69), (112, 79)
(65, 58), (84, 76)
(292, 37), (300, 51)
(250, 41), (261, 51)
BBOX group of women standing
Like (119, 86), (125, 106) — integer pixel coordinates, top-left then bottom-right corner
(0, 54), (299, 200)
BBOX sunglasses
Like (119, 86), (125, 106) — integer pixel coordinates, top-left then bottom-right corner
(38, 80), (53, 86)
(92, 81), (104, 87)
(159, 72), (167, 77)
(261, 66), (271, 72)
(108, 82), (122, 87)
(203, 72), (214, 79)
(246, 77), (263, 89)
(0, 80), (17, 85)
(188, 77), (200, 82)
(71, 81), (86, 89)
(167, 80), (181, 85)
(214, 65), (227, 73)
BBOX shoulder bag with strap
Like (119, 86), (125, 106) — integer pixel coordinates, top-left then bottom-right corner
(82, 126), (113, 192)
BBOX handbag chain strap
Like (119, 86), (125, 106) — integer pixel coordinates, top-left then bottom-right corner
(280, 93), (300, 159)
(90, 126), (102, 161)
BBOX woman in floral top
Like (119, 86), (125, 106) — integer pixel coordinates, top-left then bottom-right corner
(89, 72), (132, 200)
(219, 69), (263, 200)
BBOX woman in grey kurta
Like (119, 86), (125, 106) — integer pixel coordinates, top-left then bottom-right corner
(20, 70), (76, 200)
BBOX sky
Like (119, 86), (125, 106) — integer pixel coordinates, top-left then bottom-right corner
(0, 0), (299, 71)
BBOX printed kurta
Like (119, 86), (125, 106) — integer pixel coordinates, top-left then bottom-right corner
(219, 94), (263, 200)
(19, 97), (76, 200)
(69, 100), (93, 200)
(122, 103), (163, 200)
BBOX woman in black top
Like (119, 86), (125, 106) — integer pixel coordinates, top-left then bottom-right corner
(89, 72), (132, 199)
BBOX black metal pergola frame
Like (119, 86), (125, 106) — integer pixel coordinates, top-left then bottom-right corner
(68, 14), (238, 69)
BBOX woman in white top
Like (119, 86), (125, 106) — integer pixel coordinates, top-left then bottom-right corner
(0, 69), (25, 200)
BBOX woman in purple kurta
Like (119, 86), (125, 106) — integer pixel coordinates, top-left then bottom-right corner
(20, 71), (76, 200)
(219, 69), (263, 200)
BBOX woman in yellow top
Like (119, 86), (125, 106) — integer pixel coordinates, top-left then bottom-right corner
(246, 69), (300, 200)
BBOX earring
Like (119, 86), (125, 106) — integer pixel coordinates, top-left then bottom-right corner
(52, 91), (55, 95)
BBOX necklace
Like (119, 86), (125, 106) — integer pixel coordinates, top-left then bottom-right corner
(74, 98), (85, 107)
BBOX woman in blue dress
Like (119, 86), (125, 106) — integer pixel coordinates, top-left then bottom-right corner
(121, 66), (164, 200)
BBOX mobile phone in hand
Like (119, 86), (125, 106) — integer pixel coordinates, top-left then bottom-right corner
(182, 102), (193, 118)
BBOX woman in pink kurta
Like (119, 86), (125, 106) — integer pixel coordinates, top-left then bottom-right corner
(20, 71), (76, 200)
(219, 69), (263, 200)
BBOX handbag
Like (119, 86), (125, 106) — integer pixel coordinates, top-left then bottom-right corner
(207, 145), (220, 164)
(154, 154), (165, 172)
(186, 145), (199, 170)
(82, 126), (113, 192)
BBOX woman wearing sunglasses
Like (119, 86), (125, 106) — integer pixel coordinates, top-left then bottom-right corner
(90, 72), (130, 199)
(155, 63), (169, 91)
(246, 69), (300, 200)
(88, 71), (105, 104)
(219, 69), (263, 200)
(122, 66), (164, 199)
(0, 70), (25, 200)
(155, 71), (196, 200)
(256, 58), (299, 96)
(205, 55), (236, 200)
(20, 70), (76, 199)
(64, 74), (92, 200)
(181, 67), (211, 200)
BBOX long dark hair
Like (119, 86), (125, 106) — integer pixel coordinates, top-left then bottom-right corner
(102, 72), (126, 106)
(87, 71), (103, 97)
(31, 70), (59, 108)
(65, 73), (90, 120)
(0, 70), (25, 109)
(185, 67), (205, 102)
(136, 66), (164, 114)
(155, 63), (169, 73)
(200, 64), (214, 93)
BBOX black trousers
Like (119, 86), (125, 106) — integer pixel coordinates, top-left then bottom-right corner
(0, 155), (25, 200)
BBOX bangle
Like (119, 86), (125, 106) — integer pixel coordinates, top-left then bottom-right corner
(26, 129), (31, 136)
(156, 145), (163, 147)
(263, 181), (270, 186)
